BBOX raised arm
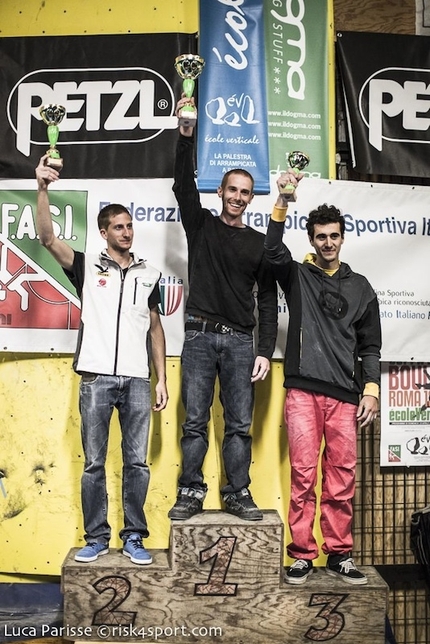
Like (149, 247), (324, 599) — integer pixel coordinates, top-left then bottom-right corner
(171, 95), (208, 238)
(253, 169), (301, 381)
(264, 169), (301, 267)
(35, 155), (74, 270)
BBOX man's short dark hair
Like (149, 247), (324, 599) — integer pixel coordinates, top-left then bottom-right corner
(220, 169), (254, 192)
(97, 204), (131, 231)
(306, 203), (345, 239)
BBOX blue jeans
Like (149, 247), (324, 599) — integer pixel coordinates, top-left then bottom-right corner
(79, 374), (151, 544)
(179, 329), (255, 495)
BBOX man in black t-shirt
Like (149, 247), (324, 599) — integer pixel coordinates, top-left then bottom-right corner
(168, 97), (277, 522)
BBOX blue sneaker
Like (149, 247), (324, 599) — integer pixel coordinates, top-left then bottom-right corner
(122, 534), (152, 565)
(74, 542), (109, 562)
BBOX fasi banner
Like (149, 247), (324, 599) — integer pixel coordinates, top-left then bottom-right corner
(336, 31), (430, 178)
(197, 0), (270, 193)
(0, 33), (195, 180)
(1, 174), (430, 359)
(0, 189), (85, 346)
(0, 178), (188, 354)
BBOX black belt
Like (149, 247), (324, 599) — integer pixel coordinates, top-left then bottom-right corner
(185, 319), (235, 335)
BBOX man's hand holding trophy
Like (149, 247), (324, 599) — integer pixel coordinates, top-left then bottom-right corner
(276, 151), (310, 206)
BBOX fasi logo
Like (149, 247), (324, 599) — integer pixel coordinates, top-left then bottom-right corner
(158, 276), (184, 316)
(7, 67), (178, 157)
(388, 445), (401, 462)
(0, 190), (86, 330)
(358, 67), (430, 151)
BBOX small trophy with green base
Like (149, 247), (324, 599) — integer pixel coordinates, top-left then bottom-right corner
(39, 104), (66, 170)
(281, 151), (310, 195)
(174, 54), (205, 127)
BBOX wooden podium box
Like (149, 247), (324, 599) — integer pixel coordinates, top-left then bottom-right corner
(62, 510), (388, 643)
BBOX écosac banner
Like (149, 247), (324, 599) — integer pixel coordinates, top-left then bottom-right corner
(0, 33), (195, 180)
(336, 30), (430, 178)
(264, 0), (332, 180)
(197, 0), (270, 194)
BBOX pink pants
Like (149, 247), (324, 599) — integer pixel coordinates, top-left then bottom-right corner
(284, 388), (358, 560)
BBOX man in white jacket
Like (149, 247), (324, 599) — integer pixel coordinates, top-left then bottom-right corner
(35, 156), (168, 565)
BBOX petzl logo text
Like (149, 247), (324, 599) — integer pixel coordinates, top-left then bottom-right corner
(359, 67), (430, 151)
(7, 68), (178, 157)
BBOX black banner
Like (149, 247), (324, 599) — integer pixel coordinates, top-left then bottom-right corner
(336, 31), (430, 178)
(0, 33), (196, 179)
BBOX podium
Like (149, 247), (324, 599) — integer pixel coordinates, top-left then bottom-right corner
(62, 511), (388, 643)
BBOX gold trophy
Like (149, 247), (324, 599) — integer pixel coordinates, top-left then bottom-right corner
(39, 104), (66, 170)
(174, 54), (205, 127)
(281, 151), (310, 195)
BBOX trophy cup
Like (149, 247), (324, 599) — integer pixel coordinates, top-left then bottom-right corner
(39, 104), (66, 170)
(174, 54), (205, 127)
(281, 151), (310, 195)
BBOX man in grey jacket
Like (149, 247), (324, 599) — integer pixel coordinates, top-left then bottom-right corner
(264, 170), (381, 586)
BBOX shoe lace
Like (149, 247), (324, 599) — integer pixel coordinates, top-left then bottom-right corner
(291, 559), (310, 570)
(178, 496), (201, 510)
(338, 557), (357, 573)
(224, 489), (251, 501)
(128, 537), (144, 550)
(180, 487), (205, 500)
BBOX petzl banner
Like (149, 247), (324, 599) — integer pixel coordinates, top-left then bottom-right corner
(0, 33), (195, 180)
(264, 0), (333, 179)
(337, 31), (430, 178)
(197, 0), (270, 194)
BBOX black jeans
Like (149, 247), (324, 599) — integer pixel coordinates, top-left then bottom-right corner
(179, 329), (255, 495)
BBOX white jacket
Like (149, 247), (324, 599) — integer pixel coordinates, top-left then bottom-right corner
(69, 251), (161, 378)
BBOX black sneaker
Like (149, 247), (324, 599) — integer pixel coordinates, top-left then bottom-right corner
(223, 488), (263, 521)
(285, 559), (313, 585)
(168, 488), (204, 520)
(326, 554), (368, 585)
